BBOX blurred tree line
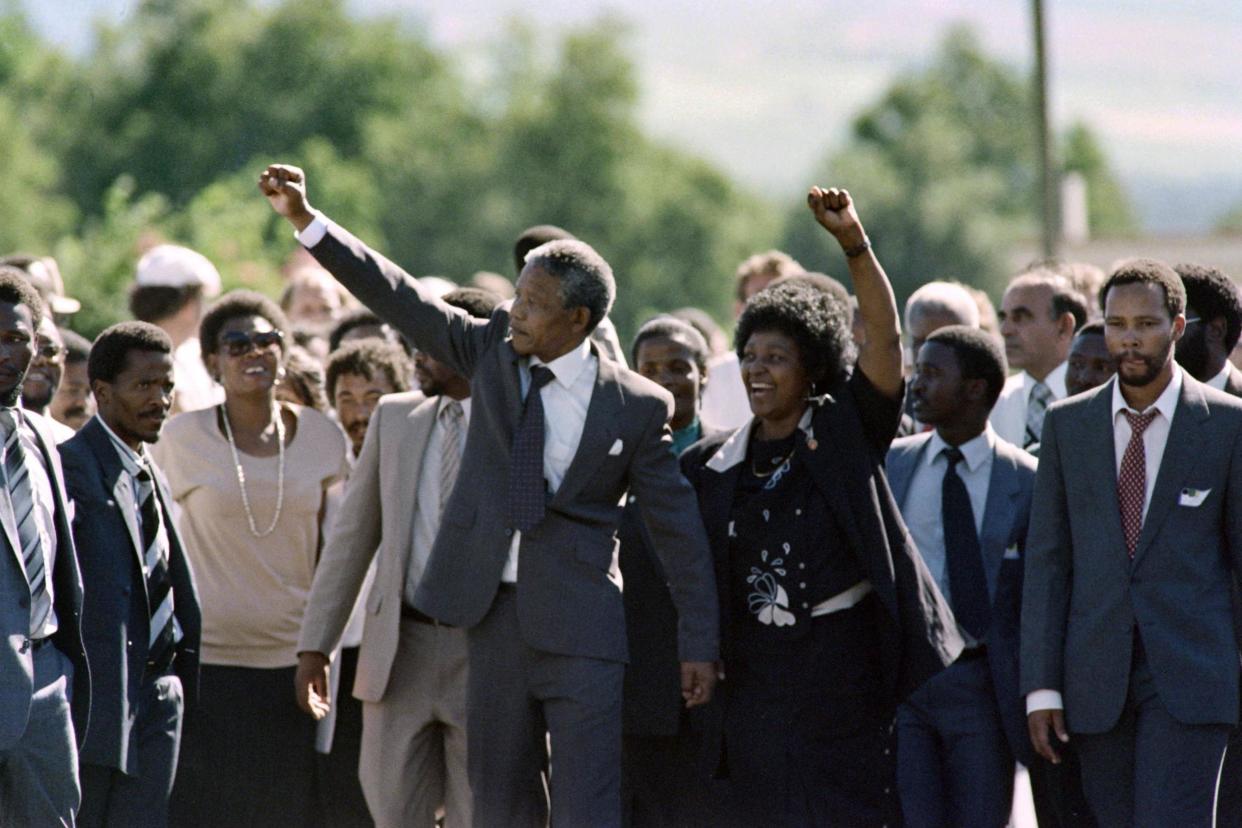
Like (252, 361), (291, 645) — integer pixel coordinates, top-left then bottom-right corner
(1, 3), (1135, 339)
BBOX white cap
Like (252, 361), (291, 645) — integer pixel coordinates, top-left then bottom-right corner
(135, 245), (222, 297)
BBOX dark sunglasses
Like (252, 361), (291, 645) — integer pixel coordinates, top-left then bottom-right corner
(218, 330), (284, 357)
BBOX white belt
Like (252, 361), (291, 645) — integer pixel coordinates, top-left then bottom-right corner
(810, 580), (873, 618)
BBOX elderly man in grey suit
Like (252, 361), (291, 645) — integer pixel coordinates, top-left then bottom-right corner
(294, 288), (499, 827)
(260, 164), (719, 828)
(1023, 259), (1242, 826)
(0, 268), (90, 825)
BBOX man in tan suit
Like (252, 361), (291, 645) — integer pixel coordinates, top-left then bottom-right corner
(294, 288), (499, 827)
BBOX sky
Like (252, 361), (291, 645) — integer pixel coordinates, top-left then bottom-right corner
(21, 0), (1242, 233)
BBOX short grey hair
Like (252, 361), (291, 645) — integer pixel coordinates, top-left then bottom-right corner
(905, 281), (980, 329)
(525, 239), (616, 333)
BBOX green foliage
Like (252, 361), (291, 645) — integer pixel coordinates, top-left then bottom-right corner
(1062, 122), (1138, 236)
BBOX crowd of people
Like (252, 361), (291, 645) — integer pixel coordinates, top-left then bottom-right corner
(1, 159), (1241, 828)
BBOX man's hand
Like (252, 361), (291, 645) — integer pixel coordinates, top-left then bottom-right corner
(1027, 708), (1069, 764)
(806, 186), (866, 249)
(258, 164), (315, 232)
(294, 650), (332, 720)
(680, 661), (717, 708)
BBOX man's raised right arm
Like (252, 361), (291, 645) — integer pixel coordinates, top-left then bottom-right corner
(259, 163), (491, 378)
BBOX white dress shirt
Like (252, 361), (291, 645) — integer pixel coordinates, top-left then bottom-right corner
(405, 396), (473, 603)
(1206, 362), (1231, 392)
(502, 339), (597, 582)
(989, 362), (1069, 447)
(900, 426), (995, 604)
(1026, 367), (1184, 714)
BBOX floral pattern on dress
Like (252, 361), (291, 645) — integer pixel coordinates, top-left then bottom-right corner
(747, 547), (795, 626)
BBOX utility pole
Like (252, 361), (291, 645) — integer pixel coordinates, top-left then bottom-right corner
(1032, 0), (1059, 259)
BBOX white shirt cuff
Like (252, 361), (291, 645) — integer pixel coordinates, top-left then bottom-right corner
(1026, 689), (1064, 714)
(294, 211), (328, 248)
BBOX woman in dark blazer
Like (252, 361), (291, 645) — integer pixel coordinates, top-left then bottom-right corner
(679, 188), (962, 827)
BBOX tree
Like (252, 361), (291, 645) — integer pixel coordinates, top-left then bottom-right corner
(1062, 122), (1138, 236)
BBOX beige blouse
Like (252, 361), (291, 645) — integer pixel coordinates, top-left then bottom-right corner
(152, 403), (350, 668)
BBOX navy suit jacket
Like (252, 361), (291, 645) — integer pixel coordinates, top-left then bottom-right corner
(0, 410), (90, 751)
(60, 418), (201, 772)
(886, 430), (1037, 766)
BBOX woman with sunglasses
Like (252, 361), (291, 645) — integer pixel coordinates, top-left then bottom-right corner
(152, 290), (350, 826)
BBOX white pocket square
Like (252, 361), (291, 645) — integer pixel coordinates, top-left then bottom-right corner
(1178, 488), (1210, 507)
(608, 438), (624, 456)
(1003, 544), (1020, 560)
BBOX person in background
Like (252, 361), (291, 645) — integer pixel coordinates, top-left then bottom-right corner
(680, 189), (961, 826)
(130, 244), (223, 414)
(328, 309), (408, 356)
(469, 271), (515, 301)
(297, 287), (499, 828)
(960, 283), (1002, 342)
(702, 250), (806, 432)
(0, 253), (82, 324)
(991, 268), (1087, 449)
(21, 315), (75, 443)
(50, 328), (96, 431)
(281, 266), (346, 330)
(1173, 262), (1242, 394)
(671, 307), (730, 358)
(275, 345), (329, 413)
(904, 282), (981, 360)
(512, 224), (628, 368)
(0, 267), (89, 825)
(1065, 322), (1115, 397)
(620, 315), (718, 826)
(152, 290), (350, 827)
(63, 322), (202, 828)
(887, 326), (1036, 828)
(1057, 262), (1107, 323)
(326, 340), (412, 458)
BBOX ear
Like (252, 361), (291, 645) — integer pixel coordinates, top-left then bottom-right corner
(964, 376), (989, 405)
(1056, 311), (1077, 340)
(91, 379), (111, 408)
(1170, 313), (1187, 343)
(571, 306), (592, 335)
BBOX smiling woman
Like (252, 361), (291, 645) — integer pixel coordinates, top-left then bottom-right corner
(149, 290), (350, 826)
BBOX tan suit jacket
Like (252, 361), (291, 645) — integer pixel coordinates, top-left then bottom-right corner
(298, 390), (434, 702)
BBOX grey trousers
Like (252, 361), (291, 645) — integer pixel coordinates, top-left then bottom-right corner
(466, 587), (625, 828)
(0, 642), (79, 827)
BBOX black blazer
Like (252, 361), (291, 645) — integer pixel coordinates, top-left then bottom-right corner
(680, 370), (962, 712)
(60, 418), (201, 772)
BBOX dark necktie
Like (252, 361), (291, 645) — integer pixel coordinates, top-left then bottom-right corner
(1117, 409), (1158, 558)
(508, 365), (556, 533)
(0, 409), (52, 636)
(137, 465), (176, 674)
(942, 446), (991, 640)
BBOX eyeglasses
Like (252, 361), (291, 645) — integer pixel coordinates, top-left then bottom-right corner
(218, 330), (284, 357)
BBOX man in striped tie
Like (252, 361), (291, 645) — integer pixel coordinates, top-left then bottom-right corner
(59, 321), (201, 827)
(0, 266), (90, 825)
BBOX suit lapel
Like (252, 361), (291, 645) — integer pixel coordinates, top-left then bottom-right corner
(1133, 377), (1209, 563)
(1085, 380), (1128, 553)
(499, 339), (524, 433)
(886, 434), (931, 508)
(83, 420), (146, 576)
(979, 444), (1021, 602)
(393, 397), (439, 567)
(0, 479), (20, 572)
(551, 349), (621, 508)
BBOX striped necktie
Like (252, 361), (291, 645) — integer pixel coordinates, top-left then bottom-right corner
(439, 400), (464, 513)
(136, 464), (176, 674)
(1025, 381), (1052, 448)
(0, 409), (52, 636)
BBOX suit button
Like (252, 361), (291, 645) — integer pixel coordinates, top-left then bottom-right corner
(127, 640), (133, 649)
(504, 528), (514, 537)
(19, 638), (30, 654)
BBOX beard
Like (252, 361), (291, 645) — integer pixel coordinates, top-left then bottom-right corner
(1117, 338), (1175, 388)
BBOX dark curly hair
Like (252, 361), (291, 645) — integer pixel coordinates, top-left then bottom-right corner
(0, 265), (45, 328)
(630, 316), (709, 375)
(924, 324), (1008, 408)
(734, 280), (854, 391)
(1175, 262), (1242, 351)
(199, 290), (290, 368)
(1100, 259), (1186, 320)
(325, 340), (412, 402)
(88, 321), (172, 385)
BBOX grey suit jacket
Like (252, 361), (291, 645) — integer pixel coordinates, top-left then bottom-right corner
(298, 391), (435, 702)
(306, 221), (719, 664)
(887, 431), (1037, 765)
(60, 417), (201, 772)
(0, 410), (90, 751)
(1021, 373), (1242, 732)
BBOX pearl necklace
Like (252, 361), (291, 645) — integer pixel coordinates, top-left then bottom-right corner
(219, 402), (286, 539)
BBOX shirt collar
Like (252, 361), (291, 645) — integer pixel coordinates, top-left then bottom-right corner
(436, 395), (472, 420)
(1023, 361), (1068, 401)
(94, 414), (146, 476)
(530, 338), (593, 390)
(1207, 362), (1232, 391)
(926, 423), (995, 473)
(1111, 363), (1183, 422)
(706, 406), (814, 472)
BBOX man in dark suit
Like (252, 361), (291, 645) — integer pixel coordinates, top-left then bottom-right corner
(0, 267), (90, 825)
(61, 322), (201, 827)
(1023, 259), (1242, 825)
(1173, 261), (1242, 826)
(259, 163), (719, 828)
(887, 325), (1035, 827)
